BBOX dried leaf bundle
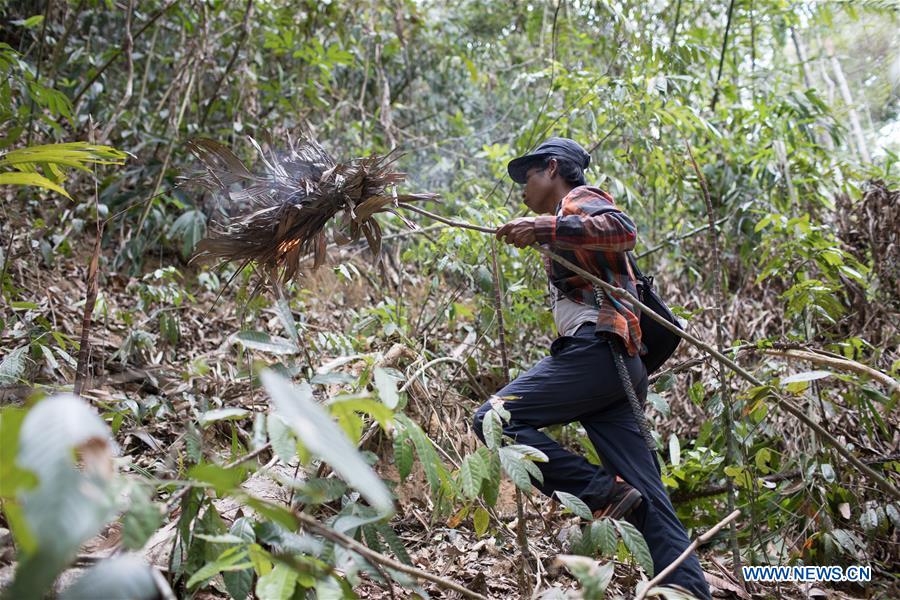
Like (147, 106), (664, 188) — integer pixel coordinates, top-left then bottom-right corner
(182, 133), (437, 284)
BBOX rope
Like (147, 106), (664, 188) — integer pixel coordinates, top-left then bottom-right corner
(610, 336), (656, 452)
(592, 283), (656, 452)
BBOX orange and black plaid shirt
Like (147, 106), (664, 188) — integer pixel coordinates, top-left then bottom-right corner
(533, 185), (646, 357)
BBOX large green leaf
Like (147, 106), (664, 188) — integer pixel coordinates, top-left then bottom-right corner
(459, 452), (487, 499)
(0, 142), (126, 171)
(256, 563), (298, 600)
(613, 519), (654, 576)
(555, 491), (592, 520)
(261, 371), (393, 514)
(8, 395), (118, 599)
(0, 171), (70, 198)
(395, 414), (445, 494)
(60, 555), (158, 600)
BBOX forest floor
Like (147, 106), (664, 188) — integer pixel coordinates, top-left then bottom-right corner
(0, 210), (889, 600)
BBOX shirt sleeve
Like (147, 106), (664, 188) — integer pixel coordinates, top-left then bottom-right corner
(533, 197), (637, 251)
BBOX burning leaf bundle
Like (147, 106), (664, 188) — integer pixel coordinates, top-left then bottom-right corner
(183, 133), (438, 284)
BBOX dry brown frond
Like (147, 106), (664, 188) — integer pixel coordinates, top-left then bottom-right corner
(181, 132), (438, 285)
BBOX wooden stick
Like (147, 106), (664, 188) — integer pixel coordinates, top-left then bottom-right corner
(294, 511), (487, 600)
(761, 348), (898, 396)
(636, 509), (742, 599)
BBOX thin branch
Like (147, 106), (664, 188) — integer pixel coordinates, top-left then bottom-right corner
(710, 0), (736, 111)
(636, 213), (732, 258)
(294, 511), (487, 600)
(199, 0), (254, 128)
(636, 510), (742, 600)
(99, 0), (135, 143)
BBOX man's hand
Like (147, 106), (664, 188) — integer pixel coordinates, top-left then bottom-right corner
(496, 217), (537, 248)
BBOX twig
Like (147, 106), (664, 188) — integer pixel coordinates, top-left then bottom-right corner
(99, 0), (135, 143)
(710, 0), (736, 111)
(761, 348), (899, 396)
(635, 213), (732, 259)
(294, 511), (487, 600)
(136, 63), (197, 236)
(74, 121), (103, 397)
(199, 0), (254, 128)
(397, 205), (900, 500)
(636, 509), (742, 600)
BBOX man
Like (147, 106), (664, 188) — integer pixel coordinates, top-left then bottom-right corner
(472, 137), (711, 599)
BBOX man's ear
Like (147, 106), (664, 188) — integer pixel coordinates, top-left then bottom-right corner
(547, 158), (559, 179)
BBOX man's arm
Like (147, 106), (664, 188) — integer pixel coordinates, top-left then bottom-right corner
(533, 200), (637, 252)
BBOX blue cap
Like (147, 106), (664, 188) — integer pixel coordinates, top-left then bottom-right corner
(507, 137), (591, 184)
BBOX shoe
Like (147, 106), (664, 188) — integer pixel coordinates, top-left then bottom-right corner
(592, 476), (643, 520)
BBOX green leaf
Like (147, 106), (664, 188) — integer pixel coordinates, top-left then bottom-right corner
(0, 171), (71, 198)
(9, 395), (118, 599)
(188, 463), (247, 493)
(0, 407), (37, 498)
(481, 449), (502, 506)
(459, 453), (487, 499)
(555, 491), (593, 520)
(499, 446), (533, 492)
(392, 430), (413, 481)
(261, 371), (393, 514)
(327, 396), (394, 431)
(668, 433), (681, 467)
(375, 522), (413, 566)
(395, 414), (444, 495)
(0, 346), (28, 384)
(614, 519), (654, 576)
(482, 409), (503, 450)
(186, 546), (251, 588)
(473, 506), (490, 537)
(122, 486), (163, 550)
(555, 555), (614, 599)
(267, 414), (296, 463)
(199, 408), (249, 427)
(256, 564), (298, 600)
(0, 142), (125, 171)
(234, 331), (298, 355)
(591, 519), (617, 556)
(373, 367), (400, 409)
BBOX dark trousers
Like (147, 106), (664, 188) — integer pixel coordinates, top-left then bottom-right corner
(472, 324), (711, 600)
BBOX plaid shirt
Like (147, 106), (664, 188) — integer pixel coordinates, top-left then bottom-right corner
(533, 185), (647, 357)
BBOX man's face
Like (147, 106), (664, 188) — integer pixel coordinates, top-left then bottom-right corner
(521, 160), (555, 214)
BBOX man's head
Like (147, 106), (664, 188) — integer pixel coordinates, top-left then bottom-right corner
(507, 137), (590, 214)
